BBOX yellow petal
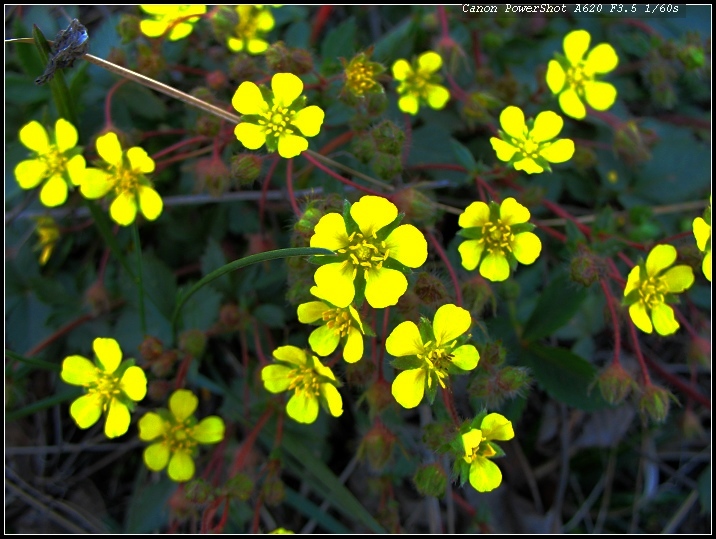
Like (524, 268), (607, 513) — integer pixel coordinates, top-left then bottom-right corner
(286, 391), (319, 424)
(469, 457), (502, 492)
(127, 147), (155, 173)
(651, 303), (679, 336)
(272, 345), (308, 366)
(256, 10), (275, 31)
(66, 154), (86, 186)
(351, 195), (398, 237)
(168, 451), (195, 482)
(193, 416), (225, 443)
(629, 303), (653, 333)
(692, 217), (710, 251)
(105, 399), (131, 438)
(140, 20), (168, 38)
(418, 51), (443, 73)
(262, 364), (293, 393)
(391, 59), (412, 81)
(646, 244), (676, 276)
(512, 232), (542, 265)
(39, 175), (68, 207)
(272, 73), (303, 108)
(19, 121), (50, 153)
(451, 345), (479, 371)
(247, 38), (269, 54)
(15, 159), (48, 189)
(277, 133), (308, 158)
(490, 138), (518, 162)
(386, 321), (424, 357)
(292, 106), (325, 137)
(138, 186), (163, 221)
(235, 122), (268, 150)
(93, 337), (122, 373)
(227, 37), (245, 52)
(80, 168), (113, 199)
(398, 95), (419, 115)
(480, 252), (510, 282)
(70, 394), (103, 429)
(313, 262), (355, 308)
(120, 366), (148, 401)
(563, 29), (591, 66)
(458, 239), (484, 271)
(143, 442), (170, 471)
(459, 201), (490, 229)
(54, 118), (78, 152)
(308, 324), (340, 357)
(513, 157), (544, 174)
(310, 212), (349, 250)
(585, 43), (618, 74)
(232, 81), (267, 115)
(584, 81), (617, 111)
(662, 265), (694, 293)
(138, 412), (166, 441)
(169, 389), (198, 422)
(385, 224), (428, 268)
(320, 383), (343, 417)
(539, 139), (575, 163)
(168, 22), (194, 41)
(480, 413), (514, 441)
(499, 106), (527, 140)
(391, 368), (426, 409)
(426, 85), (450, 110)
(433, 304), (471, 346)
(297, 301), (328, 323)
(343, 328), (364, 363)
(61, 355), (99, 386)
(702, 251), (711, 282)
(624, 266), (641, 297)
(110, 192), (138, 226)
(530, 111), (563, 143)
(364, 267), (407, 308)
(558, 88), (586, 120)
(96, 132), (124, 166)
(546, 60), (566, 94)
(461, 429), (482, 456)
(500, 197), (530, 226)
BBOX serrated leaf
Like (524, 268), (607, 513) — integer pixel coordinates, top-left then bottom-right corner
(522, 271), (588, 341)
(321, 17), (357, 73)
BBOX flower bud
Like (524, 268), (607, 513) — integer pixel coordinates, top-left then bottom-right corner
(266, 42), (313, 75)
(196, 157), (231, 196)
(224, 473), (255, 502)
(358, 421), (396, 472)
(412, 272), (449, 308)
(228, 53), (260, 83)
(84, 280), (111, 316)
(117, 14), (141, 44)
(392, 188), (438, 229)
(570, 245), (605, 287)
(370, 120), (404, 156)
(140, 336), (164, 362)
(613, 121), (654, 165)
(219, 303), (242, 330)
(639, 385), (673, 424)
(461, 275), (496, 317)
(206, 70), (228, 91)
(230, 154), (262, 187)
(372, 153), (402, 181)
(136, 43), (166, 79)
(597, 363), (636, 405)
(184, 477), (216, 504)
(413, 463), (447, 498)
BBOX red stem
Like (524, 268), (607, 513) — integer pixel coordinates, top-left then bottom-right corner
(259, 156), (280, 235)
(151, 136), (207, 161)
(230, 408), (273, 475)
(309, 6), (333, 45)
(642, 352), (710, 409)
(285, 158), (301, 216)
(425, 229), (463, 307)
(301, 152), (387, 197)
(599, 278), (622, 367)
(104, 79), (128, 128)
(626, 319), (652, 386)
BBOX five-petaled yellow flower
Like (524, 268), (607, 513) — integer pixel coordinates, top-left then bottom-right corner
(692, 199), (711, 282)
(490, 106), (575, 174)
(460, 413), (514, 493)
(227, 5), (275, 54)
(61, 337), (147, 439)
(14, 119), (86, 207)
(458, 198), (542, 282)
(387, 304), (479, 409)
(298, 285), (366, 363)
(309, 195), (428, 309)
(139, 5), (207, 41)
(623, 244), (694, 336)
(261, 345), (343, 424)
(138, 389), (225, 482)
(546, 29), (619, 120)
(343, 50), (385, 97)
(233, 73), (325, 159)
(80, 132), (163, 226)
(392, 51), (450, 115)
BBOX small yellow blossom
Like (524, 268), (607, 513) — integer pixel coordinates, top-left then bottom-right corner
(269, 528), (295, 534)
(693, 199), (711, 282)
(343, 50), (385, 97)
(392, 51), (450, 115)
(458, 413), (514, 493)
(623, 244), (694, 335)
(80, 132), (163, 226)
(546, 29), (619, 119)
(309, 195), (428, 309)
(33, 216), (60, 266)
(297, 285), (366, 363)
(490, 106), (575, 174)
(458, 198), (542, 282)
(261, 346), (343, 424)
(61, 337), (147, 438)
(227, 5), (275, 54)
(14, 119), (86, 207)
(388, 304), (479, 408)
(139, 5), (207, 41)
(233, 73), (325, 159)
(138, 389), (225, 482)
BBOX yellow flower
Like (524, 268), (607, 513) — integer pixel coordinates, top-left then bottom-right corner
(623, 244), (695, 335)
(138, 389), (225, 482)
(459, 413), (514, 493)
(80, 132), (163, 226)
(388, 304), (479, 409)
(458, 198), (541, 282)
(14, 119), (86, 207)
(343, 50), (385, 97)
(297, 285), (366, 363)
(546, 29), (619, 120)
(33, 216), (60, 266)
(269, 528), (294, 534)
(232, 73), (325, 159)
(309, 195), (428, 309)
(227, 5), (275, 54)
(61, 337), (147, 439)
(261, 346), (342, 424)
(392, 51), (450, 115)
(693, 199), (711, 282)
(139, 5), (207, 41)
(490, 106), (575, 174)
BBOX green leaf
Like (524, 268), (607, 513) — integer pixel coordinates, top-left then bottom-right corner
(522, 270), (589, 341)
(373, 18), (416, 62)
(5, 349), (60, 373)
(320, 17), (357, 73)
(697, 464), (711, 514)
(200, 238), (231, 295)
(450, 139), (476, 171)
(253, 304), (286, 329)
(124, 476), (175, 533)
(180, 285), (222, 332)
(521, 344), (608, 411)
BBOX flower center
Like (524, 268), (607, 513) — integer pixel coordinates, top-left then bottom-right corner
(638, 275), (668, 310)
(88, 369), (121, 408)
(480, 219), (515, 255)
(236, 9), (261, 39)
(323, 307), (353, 338)
(43, 145), (68, 177)
(418, 341), (455, 389)
(567, 63), (590, 91)
(162, 419), (199, 454)
(346, 62), (378, 94)
(338, 231), (390, 279)
(287, 367), (322, 397)
(258, 104), (295, 137)
(463, 431), (497, 464)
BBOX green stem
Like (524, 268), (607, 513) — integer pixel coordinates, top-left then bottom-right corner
(132, 222), (147, 336)
(5, 348), (61, 373)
